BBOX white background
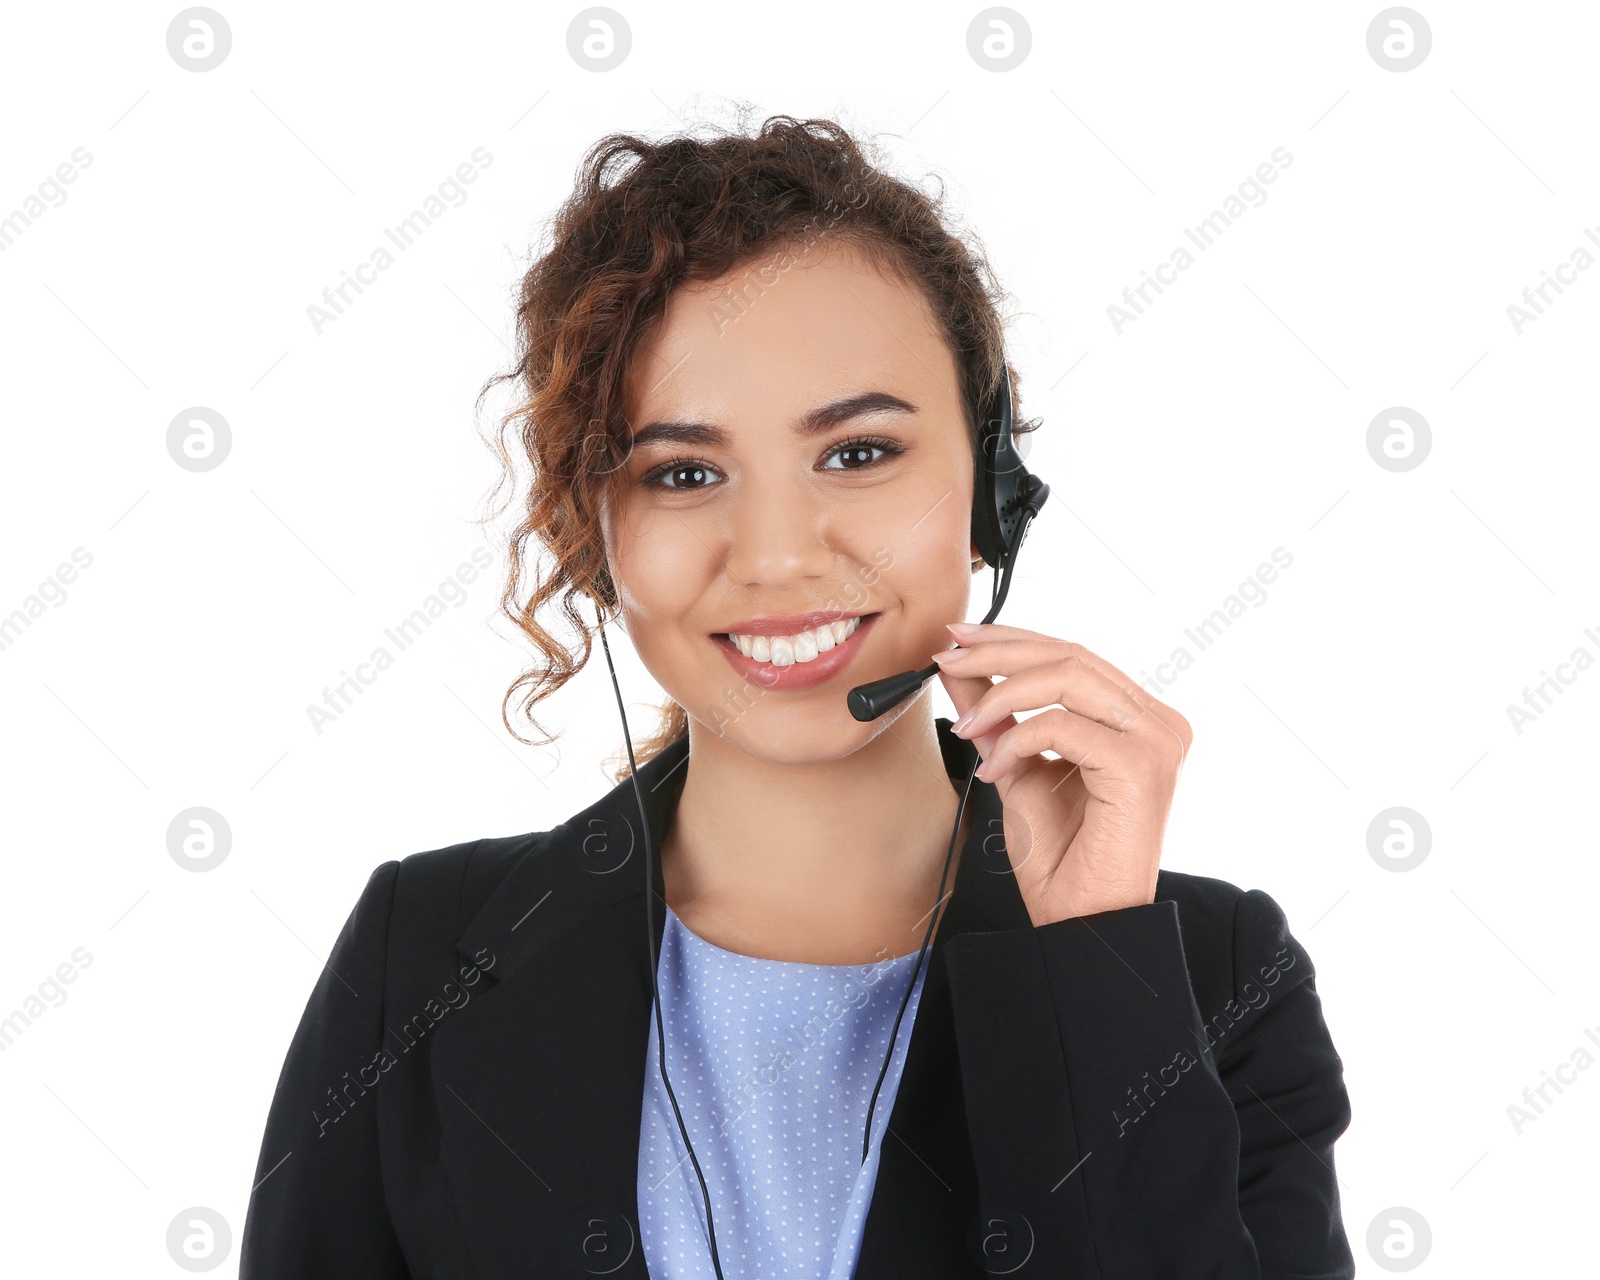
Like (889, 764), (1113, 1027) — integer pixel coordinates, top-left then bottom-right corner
(2, 1), (1596, 1275)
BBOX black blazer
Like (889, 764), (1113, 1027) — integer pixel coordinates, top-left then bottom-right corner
(240, 717), (1355, 1279)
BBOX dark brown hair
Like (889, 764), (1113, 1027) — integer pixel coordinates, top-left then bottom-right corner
(475, 112), (1032, 782)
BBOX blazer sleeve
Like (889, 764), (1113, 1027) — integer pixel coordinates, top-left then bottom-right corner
(239, 860), (411, 1280)
(942, 889), (1355, 1279)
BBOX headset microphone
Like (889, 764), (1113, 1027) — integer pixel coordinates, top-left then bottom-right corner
(595, 366), (1049, 1280)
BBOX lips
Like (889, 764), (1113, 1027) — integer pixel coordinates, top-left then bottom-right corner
(712, 612), (881, 692)
(716, 609), (868, 637)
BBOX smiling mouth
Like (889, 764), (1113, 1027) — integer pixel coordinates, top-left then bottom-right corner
(720, 613), (880, 667)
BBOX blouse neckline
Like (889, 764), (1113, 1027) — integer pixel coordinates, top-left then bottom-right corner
(663, 903), (928, 974)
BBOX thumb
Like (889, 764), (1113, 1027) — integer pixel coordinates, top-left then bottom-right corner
(937, 667), (1007, 765)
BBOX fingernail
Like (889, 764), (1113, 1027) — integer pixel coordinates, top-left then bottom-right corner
(930, 648), (960, 664)
(946, 621), (981, 634)
(952, 709), (975, 733)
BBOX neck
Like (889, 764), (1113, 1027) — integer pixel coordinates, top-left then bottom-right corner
(659, 706), (971, 965)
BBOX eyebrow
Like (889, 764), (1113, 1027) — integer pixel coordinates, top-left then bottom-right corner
(629, 390), (919, 452)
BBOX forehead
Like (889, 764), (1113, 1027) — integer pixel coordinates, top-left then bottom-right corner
(623, 239), (955, 428)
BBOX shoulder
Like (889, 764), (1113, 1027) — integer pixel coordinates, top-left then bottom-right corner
(385, 828), (560, 933)
(336, 829), (558, 971)
(313, 828), (592, 1020)
(1155, 868), (1318, 1021)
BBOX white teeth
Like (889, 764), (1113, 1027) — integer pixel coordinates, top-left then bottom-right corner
(727, 616), (863, 666)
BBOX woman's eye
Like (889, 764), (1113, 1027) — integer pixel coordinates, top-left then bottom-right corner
(642, 460), (723, 491)
(821, 437), (903, 471)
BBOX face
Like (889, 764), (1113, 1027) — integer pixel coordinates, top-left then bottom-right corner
(601, 237), (981, 765)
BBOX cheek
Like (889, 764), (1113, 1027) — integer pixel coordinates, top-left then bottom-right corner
(855, 498), (972, 609)
(606, 505), (699, 621)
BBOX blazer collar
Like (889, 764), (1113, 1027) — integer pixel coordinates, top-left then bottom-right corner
(454, 714), (1031, 979)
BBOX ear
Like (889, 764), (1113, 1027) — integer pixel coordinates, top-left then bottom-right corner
(970, 538), (985, 573)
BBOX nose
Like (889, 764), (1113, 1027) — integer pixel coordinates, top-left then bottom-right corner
(720, 473), (838, 591)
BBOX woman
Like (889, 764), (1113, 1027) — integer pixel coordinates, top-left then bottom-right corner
(241, 116), (1355, 1279)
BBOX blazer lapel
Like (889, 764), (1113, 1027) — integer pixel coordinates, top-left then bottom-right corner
(430, 719), (1027, 1279)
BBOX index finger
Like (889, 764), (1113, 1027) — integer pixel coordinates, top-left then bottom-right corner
(950, 623), (1188, 744)
(949, 622), (1142, 693)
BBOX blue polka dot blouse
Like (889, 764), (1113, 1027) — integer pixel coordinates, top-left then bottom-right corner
(637, 903), (930, 1279)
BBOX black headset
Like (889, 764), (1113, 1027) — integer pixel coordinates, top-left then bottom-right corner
(594, 364), (1050, 1279)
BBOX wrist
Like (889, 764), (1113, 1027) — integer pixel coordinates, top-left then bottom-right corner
(1029, 888), (1156, 928)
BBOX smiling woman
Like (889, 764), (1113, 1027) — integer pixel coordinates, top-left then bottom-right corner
(472, 120), (1025, 780)
(240, 114), (1356, 1280)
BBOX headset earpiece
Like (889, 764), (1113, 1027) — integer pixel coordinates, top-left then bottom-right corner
(970, 367), (1043, 571)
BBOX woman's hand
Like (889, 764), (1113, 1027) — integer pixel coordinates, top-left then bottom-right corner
(932, 622), (1192, 928)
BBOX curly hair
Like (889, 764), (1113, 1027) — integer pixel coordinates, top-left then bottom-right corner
(474, 111), (1032, 783)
